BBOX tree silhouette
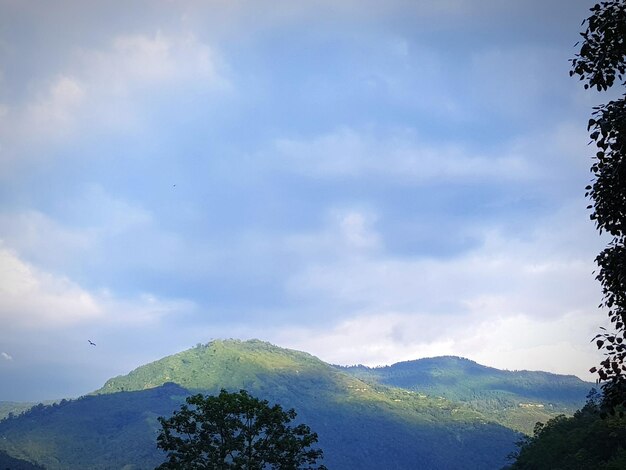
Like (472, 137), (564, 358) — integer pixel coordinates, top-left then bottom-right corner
(506, 389), (626, 469)
(571, 0), (626, 412)
(155, 389), (326, 469)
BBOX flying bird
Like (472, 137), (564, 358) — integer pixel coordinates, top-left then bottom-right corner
(88, 340), (96, 346)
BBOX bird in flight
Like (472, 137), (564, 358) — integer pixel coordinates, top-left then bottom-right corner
(88, 340), (96, 346)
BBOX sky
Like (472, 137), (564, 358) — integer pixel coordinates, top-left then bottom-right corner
(0, 0), (611, 401)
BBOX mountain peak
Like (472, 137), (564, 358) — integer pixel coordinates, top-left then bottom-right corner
(95, 338), (333, 395)
(0, 340), (594, 469)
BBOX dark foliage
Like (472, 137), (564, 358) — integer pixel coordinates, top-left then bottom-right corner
(0, 383), (190, 470)
(0, 449), (45, 470)
(505, 390), (626, 469)
(156, 389), (326, 469)
(570, 0), (626, 91)
(570, 0), (626, 412)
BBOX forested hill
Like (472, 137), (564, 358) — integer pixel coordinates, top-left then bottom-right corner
(339, 356), (593, 433)
(0, 340), (518, 470)
(0, 401), (40, 420)
(0, 340), (596, 469)
(94, 338), (341, 396)
(0, 449), (45, 469)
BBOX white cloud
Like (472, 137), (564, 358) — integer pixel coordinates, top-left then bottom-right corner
(286, 208), (381, 260)
(1, 352), (12, 361)
(0, 184), (224, 292)
(0, 76), (87, 170)
(0, 245), (194, 331)
(271, 307), (602, 380)
(338, 211), (379, 249)
(0, 31), (228, 175)
(0, 75), (86, 160)
(287, 210), (601, 317)
(78, 31), (226, 96)
(274, 128), (534, 182)
(273, 118), (595, 189)
(99, 291), (196, 326)
(0, 0), (603, 399)
(265, 198), (606, 379)
(0, 185), (153, 274)
(64, 184), (153, 236)
(24, 76), (85, 138)
(0, 245), (103, 329)
(0, 210), (94, 271)
(459, 310), (601, 379)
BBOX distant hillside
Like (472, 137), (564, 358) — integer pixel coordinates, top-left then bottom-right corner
(0, 402), (38, 420)
(505, 396), (626, 469)
(0, 383), (187, 470)
(339, 356), (593, 433)
(0, 340), (518, 470)
(0, 449), (45, 469)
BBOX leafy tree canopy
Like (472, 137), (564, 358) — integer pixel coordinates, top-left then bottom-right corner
(505, 390), (626, 470)
(156, 389), (326, 470)
(571, 0), (626, 411)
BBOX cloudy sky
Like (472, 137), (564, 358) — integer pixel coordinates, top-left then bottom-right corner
(0, 0), (610, 401)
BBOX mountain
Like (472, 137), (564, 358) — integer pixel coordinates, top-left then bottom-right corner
(0, 384), (187, 470)
(506, 393), (626, 469)
(0, 402), (40, 420)
(0, 400), (60, 421)
(339, 356), (593, 434)
(0, 449), (45, 469)
(0, 340), (518, 470)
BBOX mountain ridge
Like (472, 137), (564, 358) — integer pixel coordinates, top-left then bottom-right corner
(337, 354), (592, 433)
(93, 339), (592, 435)
(344, 354), (586, 380)
(0, 339), (521, 470)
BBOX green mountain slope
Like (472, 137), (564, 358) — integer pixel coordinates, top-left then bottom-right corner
(0, 383), (187, 470)
(506, 395), (626, 470)
(0, 340), (518, 470)
(0, 449), (45, 470)
(0, 402), (39, 420)
(339, 356), (593, 434)
(96, 339), (341, 398)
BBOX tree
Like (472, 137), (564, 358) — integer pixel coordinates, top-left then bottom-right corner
(570, 0), (626, 412)
(505, 390), (626, 469)
(155, 389), (326, 470)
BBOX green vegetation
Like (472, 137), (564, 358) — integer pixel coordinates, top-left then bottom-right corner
(0, 400), (60, 421)
(0, 340), (519, 469)
(0, 383), (189, 470)
(96, 339), (337, 397)
(340, 356), (591, 434)
(506, 392), (626, 469)
(0, 402), (39, 420)
(0, 449), (45, 469)
(157, 389), (325, 469)
(0, 340), (597, 469)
